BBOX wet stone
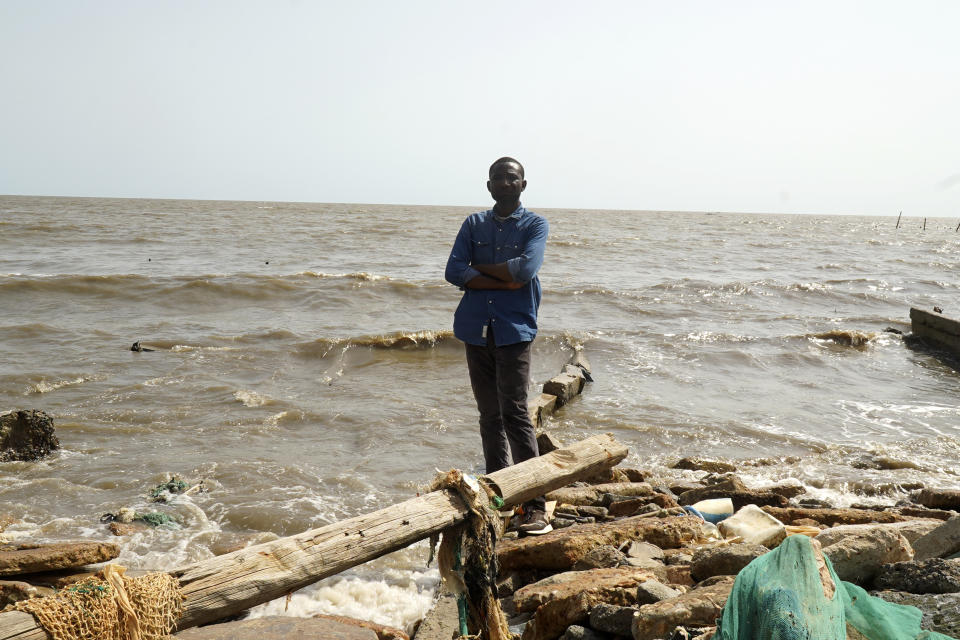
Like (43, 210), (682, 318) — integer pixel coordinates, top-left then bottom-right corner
(874, 558), (960, 594)
(589, 602), (638, 636)
(558, 625), (610, 640)
(872, 591), (960, 638)
(689, 543), (768, 583)
(671, 458), (737, 474)
(572, 545), (627, 570)
(0, 410), (59, 462)
(636, 580), (682, 605)
(0, 541), (120, 576)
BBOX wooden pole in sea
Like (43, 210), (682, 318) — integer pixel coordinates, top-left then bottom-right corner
(923, 218), (927, 231)
(955, 220), (959, 232)
(896, 211), (902, 229)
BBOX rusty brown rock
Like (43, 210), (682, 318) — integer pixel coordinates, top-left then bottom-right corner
(582, 467), (632, 484)
(762, 506), (906, 527)
(520, 579), (645, 640)
(631, 576), (735, 640)
(313, 614), (408, 640)
(672, 458), (736, 474)
(497, 516), (703, 572)
(0, 541), (120, 576)
(108, 522), (143, 536)
(897, 506), (957, 521)
(0, 580), (54, 607)
(513, 567), (657, 613)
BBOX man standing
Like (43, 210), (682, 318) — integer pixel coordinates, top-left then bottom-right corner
(444, 157), (550, 534)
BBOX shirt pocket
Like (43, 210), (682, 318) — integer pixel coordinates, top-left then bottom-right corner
(471, 239), (493, 264)
(500, 229), (525, 259)
(501, 241), (524, 259)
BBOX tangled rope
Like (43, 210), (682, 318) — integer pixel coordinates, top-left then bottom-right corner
(12, 564), (184, 640)
(428, 469), (513, 640)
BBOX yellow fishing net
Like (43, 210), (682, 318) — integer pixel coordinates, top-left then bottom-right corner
(12, 565), (184, 640)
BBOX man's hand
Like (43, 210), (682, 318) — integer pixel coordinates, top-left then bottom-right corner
(465, 275), (525, 290)
(471, 262), (514, 283)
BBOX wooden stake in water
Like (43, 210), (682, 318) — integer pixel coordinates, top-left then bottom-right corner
(923, 218), (927, 231)
(896, 211), (902, 229)
(955, 221), (959, 232)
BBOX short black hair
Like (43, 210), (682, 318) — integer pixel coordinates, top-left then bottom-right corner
(489, 157), (524, 179)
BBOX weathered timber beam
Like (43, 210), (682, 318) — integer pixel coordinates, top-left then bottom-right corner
(0, 434), (627, 639)
(484, 433), (627, 509)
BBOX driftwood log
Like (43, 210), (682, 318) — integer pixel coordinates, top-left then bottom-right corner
(0, 433), (627, 639)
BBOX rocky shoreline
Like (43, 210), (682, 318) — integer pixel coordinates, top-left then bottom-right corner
(459, 455), (960, 640)
(3, 418), (960, 639)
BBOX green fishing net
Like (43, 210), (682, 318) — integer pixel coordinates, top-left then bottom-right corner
(716, 534), (957, 640)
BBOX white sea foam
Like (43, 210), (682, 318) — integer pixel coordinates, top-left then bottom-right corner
(247, 569), (440, 633)
(234, 390), (272, 407)
(26, 375), (97, 394)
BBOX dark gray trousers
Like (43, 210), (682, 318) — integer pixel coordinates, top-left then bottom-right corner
(465, 331), (545, 512)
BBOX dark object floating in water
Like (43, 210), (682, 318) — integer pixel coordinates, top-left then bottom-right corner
(130, 341), (155, 352)
(934, 306), (943, 313)
(884, 327), (904, 335)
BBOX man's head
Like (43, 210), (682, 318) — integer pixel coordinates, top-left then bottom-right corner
(487, 157), (527, 206)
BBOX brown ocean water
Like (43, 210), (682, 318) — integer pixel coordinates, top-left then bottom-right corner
(1, 195), (959, 626)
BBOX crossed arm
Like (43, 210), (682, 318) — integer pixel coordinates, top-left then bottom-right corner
(444, 217), (548, 291)
(467, 263), (524, 289)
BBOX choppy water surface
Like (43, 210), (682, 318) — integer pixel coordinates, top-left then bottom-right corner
(1, 196), (958, 629)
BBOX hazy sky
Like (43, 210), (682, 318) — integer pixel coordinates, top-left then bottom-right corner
(2, 1), (958, 215)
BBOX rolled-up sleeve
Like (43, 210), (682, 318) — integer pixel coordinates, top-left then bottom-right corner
(445, 219), (480, 288)
(506, 217), (548, 283)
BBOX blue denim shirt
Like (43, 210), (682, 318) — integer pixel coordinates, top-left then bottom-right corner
(444, 204), (548, 346)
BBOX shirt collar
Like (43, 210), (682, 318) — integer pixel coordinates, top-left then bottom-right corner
(489, 203), (525, 220)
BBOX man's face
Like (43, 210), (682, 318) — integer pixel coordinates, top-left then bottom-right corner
(487, 162), (527, 203)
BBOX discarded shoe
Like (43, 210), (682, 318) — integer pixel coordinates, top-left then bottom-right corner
(517, 509), (552, 535)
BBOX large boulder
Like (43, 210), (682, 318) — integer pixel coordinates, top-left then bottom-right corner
(513, 567), (657, 613)
(631, 577), (735, 640)
(915, 489), (960, 511)
(872, 590), (960, 638)
(913, 516), (960, 561)
(821, 528), (912, 586)
(0, 410), (59, 462)
(762, 506), (906, 527)
(497, 516), (703, 572)
(0, 542), (119, 576)
(174, 616), (378, 639)
(873, 558), (960, 594)
(689, 544), (768, 583)
(815, 520), (941, 548)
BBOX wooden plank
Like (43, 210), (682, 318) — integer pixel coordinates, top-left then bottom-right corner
(0, 434), (627, 639)
(483, 433), (628, 507)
